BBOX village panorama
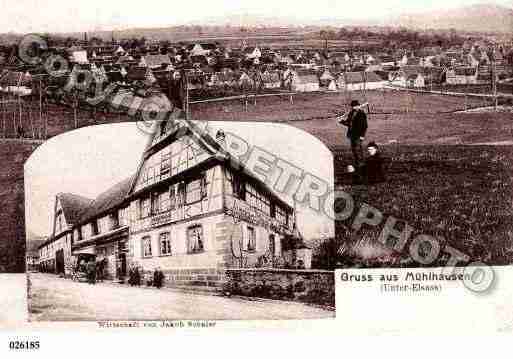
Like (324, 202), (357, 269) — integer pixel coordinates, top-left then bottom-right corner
(0, 2), (511, 320)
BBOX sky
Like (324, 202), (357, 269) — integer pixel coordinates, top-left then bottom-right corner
(24, 121), (335, 241)
(0, 0), (511, 33)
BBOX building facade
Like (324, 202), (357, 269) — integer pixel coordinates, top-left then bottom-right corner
(39, 121), (309, 288)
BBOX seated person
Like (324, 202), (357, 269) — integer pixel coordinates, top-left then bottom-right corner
(364, 142), (386, 184)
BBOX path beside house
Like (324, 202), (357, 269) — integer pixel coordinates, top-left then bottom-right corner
(28, 273), (334, 321)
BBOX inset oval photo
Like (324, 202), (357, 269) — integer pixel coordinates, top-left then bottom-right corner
(25, 120), (336, 321)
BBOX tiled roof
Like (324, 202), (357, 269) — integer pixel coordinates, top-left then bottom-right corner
(143, 54), (171, 68)
(57, 193), (94, 225)
(78, 176), (133, 224)
(127, 67), (148, 81)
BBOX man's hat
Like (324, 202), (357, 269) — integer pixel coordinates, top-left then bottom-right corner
(350, 100), (360, 107)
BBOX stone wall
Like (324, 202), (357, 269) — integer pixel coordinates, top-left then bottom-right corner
(224, 268), (335, 307)
(139, 267), (226, 289)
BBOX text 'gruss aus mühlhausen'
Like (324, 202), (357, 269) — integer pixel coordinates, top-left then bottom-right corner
(338, 271), (473, 294)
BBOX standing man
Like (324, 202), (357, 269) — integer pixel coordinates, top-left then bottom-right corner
(339, 100), (368, 173)
(86, 259), (96, 285)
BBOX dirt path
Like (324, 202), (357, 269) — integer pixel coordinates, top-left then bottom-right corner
(28, 273), (334, 321)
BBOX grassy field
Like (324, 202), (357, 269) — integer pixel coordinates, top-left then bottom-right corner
(192, 89), (513, 267)
(2, 88), (513, 271)
(430, 83), (513, 95)
(1, 101), (130, 139)
(291, 111), (513, 148)
(332, 144), (513, 267)
(191, 89), (493, 123)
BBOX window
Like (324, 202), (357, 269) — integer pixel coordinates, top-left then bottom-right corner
(97, 218), (104, 233)
(247, 184), (259, 209)
(142, 237), (152, 257)
(269, 234), (276, 256)
(270, 203), (276, 218)
(247, 226), (256, 251)
(159, 189), (171, 212)
(170, 184), (177, 209)
(159, 232), (172, 256)
(74, 229), (81, 242)
(186, 176), (206, 203)
(276, 206), (287, 225)
(261, 194), (271, 216)
(187, 225), (204, 254)
(161, 146), (171, 174)
(176, 182), (186, 208)
(119, 208), (128, 226)
(110, 212), (120, 229)
(140, 196), (151, 218)
(151, 192), (160, 214)
(92, 221), (99, 235)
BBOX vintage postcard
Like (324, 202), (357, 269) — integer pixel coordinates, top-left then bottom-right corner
(1, 0), (513, 344)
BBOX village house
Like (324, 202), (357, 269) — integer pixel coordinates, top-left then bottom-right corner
(445, 67), (478, 85)
(378, 55), (396, 67)
(38, 193), (93, 274)
(27, 238), (46, 272)
(260, 70), (281, 89)
(69, 49), (89, 64)
(388, 70), (407, 87)
(337, 71), (385, 91)
(286, 70), (319, 92)
(243, 47), (262, 60)
(238, 71), (255, 89)
(140, 54), (172, 69)
(319, 69), (334, 87)
(402, 67), (426, 88)
(189, 43), (217, 57)
(406, 72), (425, 88)
(37, 121), (310, 286)
(0, 70), (33, 96)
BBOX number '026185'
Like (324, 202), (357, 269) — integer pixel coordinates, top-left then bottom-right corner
(9, 340), (40, 350)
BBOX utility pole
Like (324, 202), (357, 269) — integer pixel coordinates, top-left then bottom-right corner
(492, 58), (498, 111)
(465, 82), (468, 111)
(1, 96), (4, 138)
(186, 72), (190, 120)
(39, 78), (42, 139)
(73, 91), (78, 128)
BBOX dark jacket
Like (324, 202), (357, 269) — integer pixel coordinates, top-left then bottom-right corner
(343, 109), (368, 141)
(364, 153), (387, 184)
(153, 270), (164, 288)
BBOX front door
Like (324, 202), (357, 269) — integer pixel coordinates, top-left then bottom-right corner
(119, 253), (127, 277)
(55, 249), (65, 274)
